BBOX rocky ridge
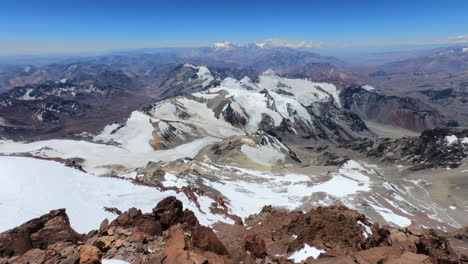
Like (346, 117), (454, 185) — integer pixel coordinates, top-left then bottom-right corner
(341, 127), (468, 170)
(1, 197), (467, 264)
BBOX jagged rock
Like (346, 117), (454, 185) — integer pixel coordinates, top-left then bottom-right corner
(0, 209), (81, 258)
(2, 196), (467, 264)
(99, 219), (109, 234)
(92, 236), (114, 251)
(191, 225), (228, 255)
(386, 251), (432, 264)
(14, 248), (46, 264)
(388, 228), (418, 252)
(353, 246), (403, 263)
(342, 127), (468, 170)
(445, 237), (468, 261)
(315, 151), (350, 166)
(339, 85), (442, 132)
(79, 245), (101, 264)
(152, 196), (184, 229)
(244, 235), (267, 259)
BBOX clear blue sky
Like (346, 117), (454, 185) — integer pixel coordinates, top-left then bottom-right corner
(1, 0), (468, 54)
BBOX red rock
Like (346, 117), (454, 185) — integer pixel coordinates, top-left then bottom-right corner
(191, 225), (228, 255)
(244, 235), (267, 259)
(407, 222), (426, 236)
(153, 196), (184, 229)
(182, 209), (199, 226)
(446, 237), (468, 261)
(313, 256), (356, 264)
(385, 251), (432, 264)
(115, 239), (123, 248)
(132, 216), (163, 236)
(353, 246), (403, 264)
(388, 228), (417, 252)
(79, 245), (101, 264)
(92, 236), (114, 251)
(162, 226), (187, 264)
(14, 248), (46, 264)
(0, 209), (81, 257)
(99, 219), (109, 234)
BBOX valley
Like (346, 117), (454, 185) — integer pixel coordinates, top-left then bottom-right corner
(0, 43), (467, 264)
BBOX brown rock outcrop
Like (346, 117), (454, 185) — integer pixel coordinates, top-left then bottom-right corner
(0, 209), (82, 258)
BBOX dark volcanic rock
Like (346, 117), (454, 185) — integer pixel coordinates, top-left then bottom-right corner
(339, 85), (443, 132)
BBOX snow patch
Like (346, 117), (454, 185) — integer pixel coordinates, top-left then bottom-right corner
(369, 201), (411, 227)
(102, 259), (131, 264)
(358, 220), (373, 238)
(0, 156), (234, 233)
(288, 244), (325, 263)
(445, 135), (458, 145)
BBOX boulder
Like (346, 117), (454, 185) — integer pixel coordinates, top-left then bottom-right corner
(0, 209), (81, 257)
(385, 251), (432, 264)
(244, 235), (267, 259)
(191, 225), (228, 255)
(353, 246), (403, 264)
(79, 245), (101, 264)
(153, 196), (184, 229)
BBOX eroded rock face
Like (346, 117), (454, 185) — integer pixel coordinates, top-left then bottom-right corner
(342, 127), (468, 170)
(0, 209), (82, 257)
(1, 197), (467, 264)
(339, 85), (442, 132)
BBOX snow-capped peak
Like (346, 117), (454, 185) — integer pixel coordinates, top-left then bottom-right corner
(262, 69), (277, 76)
(212, 41), (234, 49)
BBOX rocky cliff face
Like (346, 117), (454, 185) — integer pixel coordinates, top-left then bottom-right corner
(342, 127), (468, 170)
(1, 197), (467, 264)
(339, 85), (443, 132)
(0, 64), (149, 140)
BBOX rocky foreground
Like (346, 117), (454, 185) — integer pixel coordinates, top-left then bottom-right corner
(1, 197), (467, 264)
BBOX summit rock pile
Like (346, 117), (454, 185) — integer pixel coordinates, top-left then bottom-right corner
(1, 197), (467, 264)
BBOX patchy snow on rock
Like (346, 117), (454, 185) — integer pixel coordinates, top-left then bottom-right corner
(240, 144), (286, 167)
(461, 137), (468, 144)
(162, 161), (374, 220)
(288, 243), (325, 263)
(358, 220), (373, 238)
(0, 135), (220, 176)
(0, 156), (233, 233)
(368, 201), (411, 227)
(449, 206), (456, 210)
(445, 135), (458, 145)
(256, 70), (340, 107)
(183, 64), (214, 87)
(17, 89), (41, 101)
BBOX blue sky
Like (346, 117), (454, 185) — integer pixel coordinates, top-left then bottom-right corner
(1, 0), (468, 54)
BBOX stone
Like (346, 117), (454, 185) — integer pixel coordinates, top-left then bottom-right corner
(191, 225), (228, 255)
(99, 219), (109, 234)
(14, 248), (46, 264)
(244, 235), (267, 259)
(79, 245), (101, 264)
(386, 251), (432, 264)
(354, 246), (403, 264)
(92, 236), (114, 251)
(0, 209), (81, 257)
(153, 196), (184, 229)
